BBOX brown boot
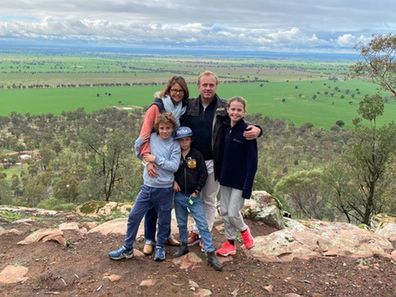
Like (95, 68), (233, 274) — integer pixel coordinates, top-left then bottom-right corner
(143, 244), (154, 256)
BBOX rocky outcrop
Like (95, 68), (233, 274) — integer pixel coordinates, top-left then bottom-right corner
(242, 191), (285, 229)
(247, 219), (394, 262)
(371, 213), (396, 242)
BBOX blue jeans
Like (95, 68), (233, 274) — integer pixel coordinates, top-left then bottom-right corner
(144, 207), (172, 245)
(124, 185), (173, 249)
(174, 192), (215, 253)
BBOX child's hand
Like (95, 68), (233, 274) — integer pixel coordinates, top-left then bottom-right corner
(141, 133), (150, 143)
(173, 181), (180, 192)
(147, 162), (158, 177)
(143, 154), (156, 163)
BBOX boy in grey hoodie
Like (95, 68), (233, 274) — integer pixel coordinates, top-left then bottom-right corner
(109, 112), (181, 262)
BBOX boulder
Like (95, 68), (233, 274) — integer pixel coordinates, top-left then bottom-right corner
(372, 214), (396, 241)
(88, 218), (128, 236)
(242, 191), (285, 229)
(17, 228), (65, 246)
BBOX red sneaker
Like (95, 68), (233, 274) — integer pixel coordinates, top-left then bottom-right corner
(241, 227), (254, 249)
(216, 241), (236, 257)
(187, 231), (200, 246)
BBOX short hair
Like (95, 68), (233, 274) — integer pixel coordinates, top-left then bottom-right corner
(154, 112), (177, 133)
(228, 96), (247, 111)
(197, 70), (218, 86)
(159, 76), (189, 101)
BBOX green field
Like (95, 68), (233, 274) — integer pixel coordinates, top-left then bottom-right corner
(0, 54), (394, 129)
(0, 79), (394, 129)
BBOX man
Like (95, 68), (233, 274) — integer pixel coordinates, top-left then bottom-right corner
(180, 71), (261, 245)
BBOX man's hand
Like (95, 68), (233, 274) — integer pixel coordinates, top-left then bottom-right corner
(147, 162), (158, 177)
(173, 181), (180, 192)
(243, 125), (261, 140)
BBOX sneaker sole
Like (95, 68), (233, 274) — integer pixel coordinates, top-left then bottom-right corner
(216, 251), (236, 257)
(154, 257), (165, 262)
(109, 254), (134, 261)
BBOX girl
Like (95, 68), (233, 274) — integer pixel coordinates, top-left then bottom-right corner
(215, 96), (257, 257)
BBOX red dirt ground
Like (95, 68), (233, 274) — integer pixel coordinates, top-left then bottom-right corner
(0, 215), (395, 297)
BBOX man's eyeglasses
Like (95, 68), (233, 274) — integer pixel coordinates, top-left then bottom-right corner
(170, 89), (184, 94)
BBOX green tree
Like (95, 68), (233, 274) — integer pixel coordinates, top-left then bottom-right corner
(324, 95), (396, 225)
(80, 127), (133, 201)
(351, 34), (396, 97)
(274, 169), (324, 219)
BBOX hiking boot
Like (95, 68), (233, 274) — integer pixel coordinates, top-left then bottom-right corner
(187, 231), (200, 246)
(241, 227), (255, 250)
(143, 244), (154, 256)
(153, 246), (166, 261)
(108, 246), (133, 260)
(174, 243), (189, 257)
(216, 241), (236, 257)
(165, 235), (180, 246)
(207, 251), (223, 271)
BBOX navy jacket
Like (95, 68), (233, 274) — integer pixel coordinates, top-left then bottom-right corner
(174, 147), (208, 196)
(217, 119), (258, 199)
(181, 95), (228, 161)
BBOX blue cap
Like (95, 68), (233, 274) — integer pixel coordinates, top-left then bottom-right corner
(175, 126), (193, 140)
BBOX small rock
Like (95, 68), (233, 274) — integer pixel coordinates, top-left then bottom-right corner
(0, 228), (23, 236)
(189, 280), (199, 288)
(194, 288), (212, 297)
(172, 252), (203, 270)
(391, 250), (396, 261)
(139, 279), (157, 287)
(103, 274), (122, 282)
(12, 218), (34, 225)
(59, 222), (80, 231)
(284, 294), (302, 297)
(0, 265), (29, 284)
(264, 285), (273, 293)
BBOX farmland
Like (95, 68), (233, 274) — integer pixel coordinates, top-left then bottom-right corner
(0, 54), (394, 129)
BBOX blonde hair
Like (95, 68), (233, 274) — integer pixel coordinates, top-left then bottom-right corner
(154, 112), (177, 132)
(197, 70), (219, 86)
(228, 96), (247, 111)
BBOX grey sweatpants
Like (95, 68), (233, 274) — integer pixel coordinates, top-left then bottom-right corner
(219, 185), (248, 240)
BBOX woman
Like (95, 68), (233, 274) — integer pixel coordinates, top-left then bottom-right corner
(137, 76), (189, 256)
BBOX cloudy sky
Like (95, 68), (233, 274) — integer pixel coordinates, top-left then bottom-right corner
(0, 0), (395, 52)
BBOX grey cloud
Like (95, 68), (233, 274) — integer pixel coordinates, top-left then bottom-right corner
(0, 0), (395, 51)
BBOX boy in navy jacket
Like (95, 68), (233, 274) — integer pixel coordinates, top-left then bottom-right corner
(173, 126), (222, 271)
